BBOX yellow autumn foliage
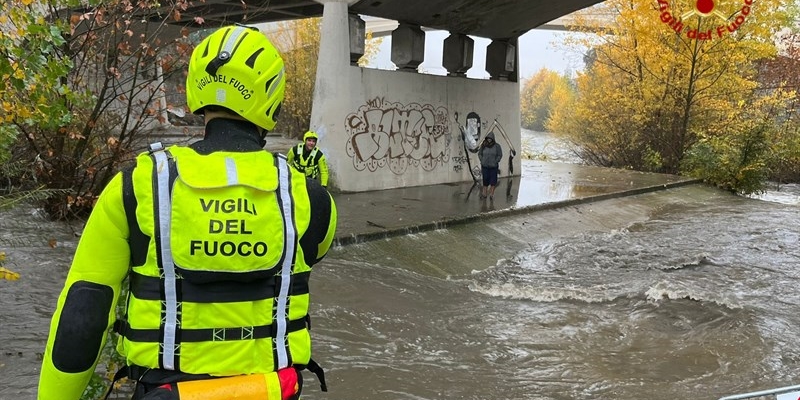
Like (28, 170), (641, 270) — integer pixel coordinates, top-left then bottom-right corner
(1, 0), (198, 218)
(549, 0), (798, 193)
(520, 68), (573, 132)
(0, 252), (20, 281)
(271, 17), (382, 139)
(0, 267), (20, 281)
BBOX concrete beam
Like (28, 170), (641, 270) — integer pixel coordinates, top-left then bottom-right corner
(442, 33), (474, 77)
(349, 13), (366, 65)
(390, 23), (425, 71)
(485, 39), (518, 82)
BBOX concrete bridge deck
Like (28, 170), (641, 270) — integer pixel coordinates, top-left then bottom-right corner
(149, 0), (605, 41)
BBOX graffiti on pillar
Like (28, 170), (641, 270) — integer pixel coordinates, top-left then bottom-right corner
(454, 111), (518, 177)
(451, 155), (469, 173)
(344, 97), (451, 175)
(453, 110), (486, 180)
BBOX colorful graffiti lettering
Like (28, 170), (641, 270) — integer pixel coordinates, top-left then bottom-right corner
(344, 98), (452, 175)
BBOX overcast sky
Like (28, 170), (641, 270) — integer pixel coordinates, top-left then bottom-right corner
(367, 28), (591, 82)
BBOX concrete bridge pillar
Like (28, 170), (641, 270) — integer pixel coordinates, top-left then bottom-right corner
(442, 33), (474, 77)
(485, 38), (519, 82)
(310, 1), (521, 192)
(315, 0), (351, 71)
(390, 23), (425, 71)
(310, 0), (353, 188)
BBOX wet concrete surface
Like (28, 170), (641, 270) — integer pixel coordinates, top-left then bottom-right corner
(328, 161), (701, 246)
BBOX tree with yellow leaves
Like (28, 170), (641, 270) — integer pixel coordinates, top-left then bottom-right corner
(0, 251), (20, 281)
(549, 0), (799, 194)
(272, 18), (322, 140)
(520, 68), (575, 132)
(271, 18), (383, 140)
(1, 0), (194, 219)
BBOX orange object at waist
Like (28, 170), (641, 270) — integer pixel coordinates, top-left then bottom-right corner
(176, 369), (299, 400)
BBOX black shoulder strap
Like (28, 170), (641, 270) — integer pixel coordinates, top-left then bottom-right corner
(102, 365), (130, 400)
(297, 358), (327, 392)
(122, 167), (150, 267)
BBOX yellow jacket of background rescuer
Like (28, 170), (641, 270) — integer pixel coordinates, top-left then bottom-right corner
(38, 127), (337, 399)
(287, 143), (329, 187)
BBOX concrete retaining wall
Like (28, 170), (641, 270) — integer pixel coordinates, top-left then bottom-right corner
(312, 65), (521, 192)
(310, 1), (521, 192)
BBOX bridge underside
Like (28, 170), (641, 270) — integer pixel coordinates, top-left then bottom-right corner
(91, 1), (606, 191)
(159, 0), (603, 40)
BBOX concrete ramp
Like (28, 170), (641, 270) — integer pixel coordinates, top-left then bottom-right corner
(330, 183), (725, 278)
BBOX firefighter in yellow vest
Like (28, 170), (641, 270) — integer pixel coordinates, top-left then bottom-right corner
(38, 25), (337, 400)
(287, 130), (329, 187)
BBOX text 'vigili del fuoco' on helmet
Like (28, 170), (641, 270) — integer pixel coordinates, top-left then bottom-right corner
(186, 25), (286, 131)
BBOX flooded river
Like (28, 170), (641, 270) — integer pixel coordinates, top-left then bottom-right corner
(307, 183), (800, 400)
(1, 130), (799, 399)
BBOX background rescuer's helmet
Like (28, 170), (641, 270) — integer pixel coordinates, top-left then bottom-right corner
(303, 130), (319, 141)
(186, 25), (286, 131)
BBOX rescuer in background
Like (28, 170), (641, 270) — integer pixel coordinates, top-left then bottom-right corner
(287, 130), (330, 188)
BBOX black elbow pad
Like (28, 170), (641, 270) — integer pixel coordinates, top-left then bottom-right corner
(51, 281), (114, 373)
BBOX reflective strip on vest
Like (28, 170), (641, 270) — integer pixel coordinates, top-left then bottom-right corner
(148, 146), (297, 371)
(275, 153), (295, 369)
(150, 144), (180, 370)
(293, 144), (320, 179)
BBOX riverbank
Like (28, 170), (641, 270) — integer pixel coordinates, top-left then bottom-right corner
(330, 160), (699, 246)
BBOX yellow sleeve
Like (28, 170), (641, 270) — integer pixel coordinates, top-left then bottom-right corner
(286, 146), (296, 167)
(318, 153), (329, 187)
(318, 192), (337, 258)
(38, 173), (131, 400)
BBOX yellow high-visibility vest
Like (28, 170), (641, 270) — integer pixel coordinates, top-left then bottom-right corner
(117, 144), (313, 375)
